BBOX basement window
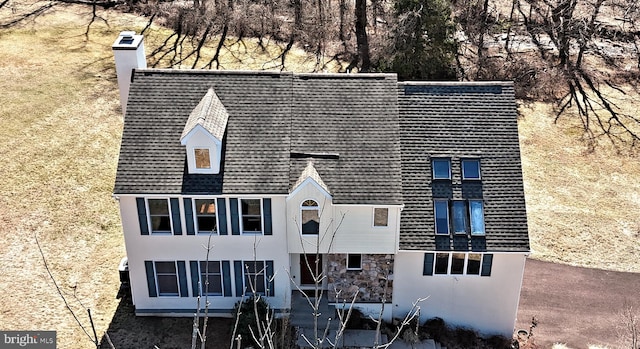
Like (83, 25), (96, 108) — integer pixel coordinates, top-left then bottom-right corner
(347, 254), (362, 270)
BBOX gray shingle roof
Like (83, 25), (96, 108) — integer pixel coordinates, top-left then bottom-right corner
(114, 70), (403, 205)
(398, 82), (529, 252)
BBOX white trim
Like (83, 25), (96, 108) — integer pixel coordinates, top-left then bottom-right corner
(180, 124), (220, 145)
(429, 252), (491, 277)
(287, 177), (332, 201)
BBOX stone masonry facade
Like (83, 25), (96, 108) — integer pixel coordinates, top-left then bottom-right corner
(327, 254), (394, 303)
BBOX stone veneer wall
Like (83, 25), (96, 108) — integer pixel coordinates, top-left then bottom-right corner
(327, 254), (394, 303)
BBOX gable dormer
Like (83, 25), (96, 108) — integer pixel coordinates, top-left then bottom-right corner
(181, 87), (228, 174)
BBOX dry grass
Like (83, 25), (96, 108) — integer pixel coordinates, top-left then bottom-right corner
(0, 0), (639, 348)
(519, 102), (640, 272)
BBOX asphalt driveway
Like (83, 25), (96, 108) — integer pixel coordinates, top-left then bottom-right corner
(516, 259), (640, 348)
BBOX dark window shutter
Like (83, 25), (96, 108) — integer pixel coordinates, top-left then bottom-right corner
(170, 198), (182, 235)
(229, 198), (240, 235)
(184, 198), (195, 235)
(144, 261), (157, 297)
(217, 198), (228, 235)
(222, 261), (232, 297)
(190, 261), (200, 297)
(137, 198), (149, 235)
(234, 260), (244, 296)
(177, 261), (189, 297)
(423, 253), (434, 276)
(263, 198), (272, 235)
(266, 260), (275, 296)
(481, 254), (493, 276)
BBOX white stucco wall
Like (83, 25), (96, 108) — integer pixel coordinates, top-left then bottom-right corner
(392, 251), (527, 337)
(285, 181), (400, 254)
(118, 195), (291, 314)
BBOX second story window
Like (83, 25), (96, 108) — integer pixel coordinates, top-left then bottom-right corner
(432, 158), (451, 180)
(373, 207), (389, 227)
(241, 199), (262, 234)
(195, 199), (217, 234)
(301, 200), (319, 235)
(148, 199), (172, 234)
(433, 200), (486, 236)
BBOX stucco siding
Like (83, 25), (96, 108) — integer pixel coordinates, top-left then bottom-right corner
(118, 195), (291, 313)
(392, 251), (526, 337)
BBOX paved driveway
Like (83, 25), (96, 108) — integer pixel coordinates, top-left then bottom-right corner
(516, 259), (640, 348)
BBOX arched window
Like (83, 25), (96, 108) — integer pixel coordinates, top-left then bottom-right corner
(301, 200), (319, 235)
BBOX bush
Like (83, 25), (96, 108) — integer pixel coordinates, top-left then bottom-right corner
(421, 317), (448, 342)
(231, 296), (271, 348)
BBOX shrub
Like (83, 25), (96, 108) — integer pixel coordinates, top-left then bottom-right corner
(231, 296), (271, 348)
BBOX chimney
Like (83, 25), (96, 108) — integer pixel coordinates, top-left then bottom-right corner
(112, 31), (146, 116)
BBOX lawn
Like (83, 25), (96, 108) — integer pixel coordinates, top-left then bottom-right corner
(0, 1), (638, 348)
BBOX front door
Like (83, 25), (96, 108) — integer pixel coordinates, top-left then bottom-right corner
(300, 254), (322, 286)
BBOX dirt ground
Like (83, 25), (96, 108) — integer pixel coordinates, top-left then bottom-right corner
(516, 258), (640, 349)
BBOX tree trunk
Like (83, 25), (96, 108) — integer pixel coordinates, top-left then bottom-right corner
(355, 0), (370, 71)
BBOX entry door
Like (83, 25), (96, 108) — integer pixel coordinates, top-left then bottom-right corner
(300, 254), (322, 286)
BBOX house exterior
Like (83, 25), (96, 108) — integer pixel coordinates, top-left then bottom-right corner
(112, 32), (529, 337)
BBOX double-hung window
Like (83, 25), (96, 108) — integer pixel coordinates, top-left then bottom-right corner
(154, 261), (179, 296)
(148, 199), (172, 234)
(301, 200), (320, 235)
(243, 261), (266, 295)
(194, 199), (217, 234)
(241, 199), (262, 234)
(199, 261), (223, 296)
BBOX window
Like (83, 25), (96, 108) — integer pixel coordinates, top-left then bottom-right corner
(347, 254), (362, 270)
(301, 200), (319, 235)
(469, 200), (486, 235)
(195, 199), (217, 234)
(432, 158), (451, 180)
(199, 261), (222, 296)
(434, 200), (450, 235)
(243, 261), (266, 295)
(462, 159), (481, 180)
(241, 199), (262, 233)
(451, 253), (465, 274)
(148, 199), (172, 234)
(194, 148), (211, 169)
(433, 200), (485, 235)
(466, 253), (482, 275)
(425, 253), (492, 276)
(374, 208), (389, 227)
(155, 261), (179, 296)
(451, 201), (468, 234)
(434, 253), (449, 275)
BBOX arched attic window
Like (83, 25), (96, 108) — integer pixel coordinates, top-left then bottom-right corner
(301, 200), (319, 235)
